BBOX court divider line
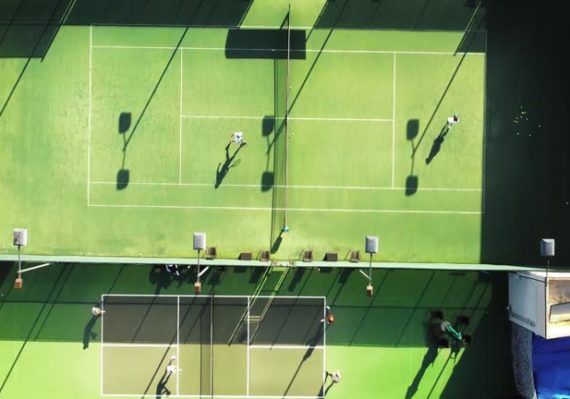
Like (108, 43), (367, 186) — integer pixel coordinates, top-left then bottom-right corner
(391, 52), (396, 188)
(87, 25), (93, 206)
(89, 180), (482, 192)
(102, 343), (174, 348)
(102, 294), (326, 299)
(100, 292), (104, 395)
(179, 49), (183, 184)
(101, 394), (324, 398)
(88, 203), (482, 215)
(181, 115), (393, 122)
(177, 296), (180, 396)
(249, 345), (324, 350)
(322, 299), (326, 393)
(247, 296), (250, 396)
(92, 44), (486, 57)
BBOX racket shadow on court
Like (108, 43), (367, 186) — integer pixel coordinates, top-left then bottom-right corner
(215, 142), (243, 189)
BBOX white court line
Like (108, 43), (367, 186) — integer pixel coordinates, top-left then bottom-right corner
(92, 44), (486, 56)
(322, 300), (326, 390)
(176, 296), (180, 396)
(100, 293), (104, 396)
(87, 25), (93, 206)
(88, 203), (482, 215)
(392, 52), (396, 188)
(101, 394), (323, 398)
(249, 345), (324, 350)
(179, 49), (183, 184)
(181, 114), (392, 122)
(102, 294), (326, 299)
(247, 296), (250, 396)
(88, 181), (482, 192)
(102, 343), (174, 348)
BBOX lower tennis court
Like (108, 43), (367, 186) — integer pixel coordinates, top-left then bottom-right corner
(101, 295), (326, 398)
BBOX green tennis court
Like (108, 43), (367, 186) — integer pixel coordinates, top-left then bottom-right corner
(0, 16), (486, 263)
(101, 295), (325, 398)
(2, 1), (538, 399)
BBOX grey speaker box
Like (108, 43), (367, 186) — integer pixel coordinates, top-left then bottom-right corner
(365, 235), (379, 254)
(193, 232), (207, 251)
(13, 229), (28, 247)
(540, 238), (555, 258)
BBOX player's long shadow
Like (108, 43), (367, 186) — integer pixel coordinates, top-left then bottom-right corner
(282, 323), (324, 398)
(425, 123), (450, 164)
(215, 143), (243, 189)
(83, 315), (98, 349)
(405, 313), (446, 399)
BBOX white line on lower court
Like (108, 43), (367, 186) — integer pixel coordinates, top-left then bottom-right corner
(88, 181), (482, 192)
(181, 114), (393, 122)
(249, 345), (324, 350)
(101, 394), (323, 398)
(102, 343), (174, 348)
(88, 203), (482, 215)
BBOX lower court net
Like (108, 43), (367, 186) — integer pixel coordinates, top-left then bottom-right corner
(101, 295), (326, 398)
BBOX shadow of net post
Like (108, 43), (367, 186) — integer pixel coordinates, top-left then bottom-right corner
(406, 119), (420, 196)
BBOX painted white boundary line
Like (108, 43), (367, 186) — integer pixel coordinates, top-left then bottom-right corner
(88, 203), (482, 215)
(101, 394), (323, 398)
(392, 52), (396, 188)
(87, 25), (93, 206)
(102, 294), (326, 299)
(88, 181), (482, 192)
(249, 345), (324, 350)
(179, 49), (183, 184)
(181, 115), (392, 122)
(102, 343), (174, 348)
(177, 296), (180, 396)
(100, 293), (104, 396)
(247, 296), (250, 396)
(89, 204), (482, 215)
(93, 44), (486, 57)
(322, 300), (326, 390)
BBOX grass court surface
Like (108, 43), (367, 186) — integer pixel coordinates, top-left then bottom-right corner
(0, 263), (515, 399)
(0, 21), (485, 263)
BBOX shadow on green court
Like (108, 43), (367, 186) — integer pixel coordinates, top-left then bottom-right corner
(313, 0), (485, 31)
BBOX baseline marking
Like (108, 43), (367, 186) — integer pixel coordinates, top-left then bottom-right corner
(392, 52), (396, 188)
(89, 181), (482, 192)
(181, 115), (392, 123)
(87, 25), (93, 206)
(102, 343), (174, 348)
(93, 44), (486, 57)
(249, 345), (324, 350)
(179, 49), (183, 184)
(88, 203), (482, 215)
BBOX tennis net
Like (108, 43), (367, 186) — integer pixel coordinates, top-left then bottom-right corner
(271, 7), (291, 244)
